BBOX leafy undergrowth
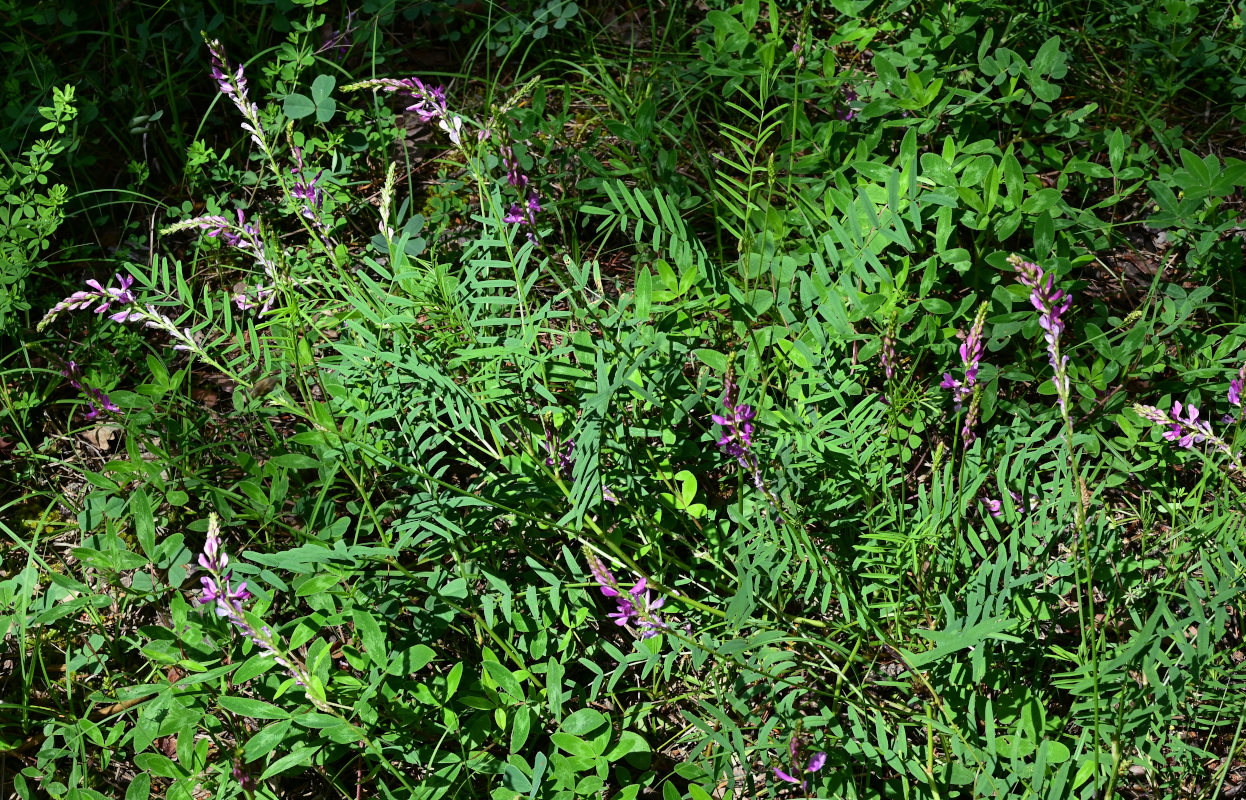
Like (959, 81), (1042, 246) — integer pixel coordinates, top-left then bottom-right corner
(3, 1), (1246, 799)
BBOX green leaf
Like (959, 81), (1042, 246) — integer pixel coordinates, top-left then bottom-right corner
(560, 708), (607, 736)
(295, 572), (339, 596)
(634, 266), (652, 318)
(124, 773), (151, 800)
(315, 98), (337, 124)
(484, 660), (525, 702)
(243, 720), (292, 762)
(129, 489), (156, 560)
(605, 731), (650, 762)
(693, 349), (727, 372)
(551, 733), (596, 758)
(232, 653), (277, 684)
(352, 608), (386, 668)
(218, 696), (290, 720)
(310, 75), (336, 105)
(510, 706), (532, 753)
(270, 453), (319, 469)
(260, 745), (320, 780)
(283, 93), (316, 120)
(1020, 188), (1061, 214)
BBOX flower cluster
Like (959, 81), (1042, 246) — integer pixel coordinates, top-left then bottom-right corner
(544, 432), (575, 474)
(504, 191), (542, 228)
(838, 86), (858, 122)
(206, 38), (267, 153)
(38, 273), (136, 330)
(941, 303), (988, 410)
(774, 735), (827, 790)
(197, 518), (253, 619)
(1227, 361), (1246, 422)
(196, 514), (332, 710)
(1133, 401), (1241, 468)
(879, 325), (897, 381)
(40, 274), (206, 356)
(500, 143), (543, 230)
(348, 77), (462, 144)
(1011, 255), (1072, 411)
(289, 146), (326, 221)
(162, 210), (277, 314)
(713, 377), (756, 467)
(61, 361), (119, 420)
(316, 11), (357, 62)
(584, 550), (667, 638)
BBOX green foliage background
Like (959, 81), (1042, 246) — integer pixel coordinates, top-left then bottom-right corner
(3, 0), (1246, 798)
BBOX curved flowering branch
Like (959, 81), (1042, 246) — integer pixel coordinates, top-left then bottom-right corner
(196, 514), (332, 711)
(205, 37), (270, 156)
(1134, 401), (1242, 469)
(161, 210), (279, 314)
(37, 273), (136, 331)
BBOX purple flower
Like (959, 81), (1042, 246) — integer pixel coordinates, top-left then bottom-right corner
(773, 742), (826, 789)
(712, 378), (756, 465)
(1134, 402), (1241, 468)
(544, 434), (575, 474)
(981, 497), (1003, 518)
(584, 551), (667, 638)
(60, 360), (121, 420)
(316, 11), (357, 62)
(356, 77), (449, 123)
(205, 38), (266, 151)
(504, 191), (542, 227)
(941, 304), (989, 411)
(838, 87), (858, 121)
(1010, 255), (1072, 412)
(83, 388), (120, 420)
(290, 146), (325, 216)
(40, 273), (137, 329)
(232, 761), (257, 790)
(503, 146), (529, 189)
(1163, 401), (1212, 448)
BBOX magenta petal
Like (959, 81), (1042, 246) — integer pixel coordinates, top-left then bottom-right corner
(806, 752), (826, 772)
(774, 768), (800, 784)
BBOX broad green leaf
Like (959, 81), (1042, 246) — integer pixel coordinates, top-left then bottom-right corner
(351, 608), (386, 668)
(283, 93), (315, 120)
(218, 696), (290, 720)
